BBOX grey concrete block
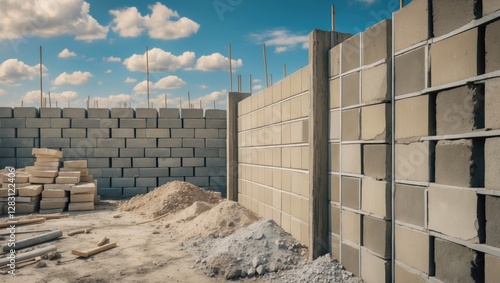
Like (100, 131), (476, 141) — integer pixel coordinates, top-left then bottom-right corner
(62, 108), (86, 118)
(219, 148), (226, 158)
(159, 177), (184, 184)
(17, 158), (36, 168)
(361, 250), (391, 283)
(342, 72), (360, 107)
(363, 19), (391, 65)
(158, 138), (182, 148)
(171, 129), (194, 138)
(330, 205), (340, 235)
(486, 19), (500, 73)
(361, 178), (390, 218)
(123, 187), (147, 197)
(95, 178), (111, 188)
(97, 138), (125, 148)
(135, 177), (157, 187)
(89, 169), (102, 178)
(62, 148), (87, 158)
(395, 225), (429, 273)
(395, 263), (426, 283)
(159, 108), (180, 118)
(87, 128), (110, 139)
(361, 63), (390, 104)
(195, 167), (226, 177)
(182, 157), (204, 167)
(0, 107), (13, 118)
(485, 254), (500, 283)
(40, 108), (62, 118)
(342, 109), (360, 141)
(362, 103), (390, 141)
(432, 0), (478, 37)
(136, 108), (158, 118)
(139, 168), (169, 177)
(50, 118), (70, 128)
(120, 148), (144, 158)
(87, 108), (110, 118)
(206, 139), (226, 148)
(133, 158), (156, 168)
(99, 118), (119, 128)
(394, 0), (429, 52)
(16, 148), (33, 157)
(63, 128), (86, 138)
(329, 174), (340, 202)
(486, 196), (500, 248)
(140, 129), (170, 138)
(1, 118), (25, 128)
(112, 158), (131, 168)
(363, 216), (391, 259)
(158, 119), (182, 128)
(171, 148), (194, 158)
(395, 141), (431, 182)
(72, 118), (100, 128)
(329, 45), (341, 77)
(185, 177), (209, 187)
(40, 138), (69, 148)
(195, 129), (219, 139)
(341, 34), (360, 73)
(87, 158), (110, 168)
(341, 176), (360, 209)
(395, 183), (425, 227)
(435, 239), (482, 283)
(147, 118), (157, 128)
(183, 119), (205, 128)
(126, 138), (156, 148)
(145, 148), (171, 157)
(219, 129), (226, 139)
(181, 109), (203, 118)
(158, 158), (181, 167)
(0, 148), (15, 158)
(92, 148), (119, 158)
(111, 108), (134, 118)
(435, 139), (483, 187)
(341, 244), (359, 276)
(98, 187), (122, 197)
(26, 118), (50, 128)
(395, 95), (432, 140)
(431, 28), (479, 86)
(210, 176), (227, 186)
(206, 119), (226, 129)
(484, 0), (500, 16)
(205, 109), (226, 119)
(123, 168), (139, 178)
(364, 144), (391, 180)
(436, 85), (483, 135)
(14, 107), (38, 118)
(329, 143), (340, 172)
(120, 119), (146, 128)
(206, 158), (225, 167)
(486, 78), (500, 130)
(395, 47), (426, 96)
(71, 138), (97, 148)
(182, 138), (205, 148)
(111, 129), (135, 138)
(101, 168), (122, 178)
(15, 128), (35, 138)
(40, 128), (60, 138)
(171, 167), (194, 177)
(0, 158), (16, 168)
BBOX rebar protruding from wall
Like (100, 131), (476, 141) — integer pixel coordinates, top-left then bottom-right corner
(229, 44), (233, 92)
(250, 74), (253, 94)
(39, 46), (43, 108)
(331, 5), (336, 31)
(284, 64), (287, 78)
(164, 93), (167, 108)
(146, 46), (150, 109)
(263, 43), (269, 87)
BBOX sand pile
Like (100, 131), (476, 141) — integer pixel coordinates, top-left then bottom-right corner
(177, 200), (259, 239)
(166, 201), (214, 224)
(119, 181), (222, 218)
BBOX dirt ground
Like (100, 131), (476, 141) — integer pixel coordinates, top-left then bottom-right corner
(0, 201), (267, 283)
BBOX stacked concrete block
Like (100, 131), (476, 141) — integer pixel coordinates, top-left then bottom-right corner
(484, 0), (500, 16)
(394, 0), (429, 52)
(486, 19), (500, 73)
(431, 0), (479, 37)
(434, 238), (483, 282)
(395, 47), (426, 96)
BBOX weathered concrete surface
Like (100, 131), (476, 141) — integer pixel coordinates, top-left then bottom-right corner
(395, 263), (426, 283)
(432, 0), (478, 37)
(486, 19), (500, 73)
(361, 249), (391, 283)
(342, 210), (360, 244)
(395, 183), (425, 228)
(341, 243), (359, 276)
(394, 0), (429, 51)
(363, 144), (391, 180)
(361, 103), (390, 141)
(342, 144), (362, 174)
(395, 95), (432, 140)
(342, 72), (360, 107)
(362, 177), (391, 218)
(341, 176), (360, 209)
(329, 174), (340, 202)
(484, 0), (500, 16)
(342, 109), (360, 141)
(486, 137), (500, 190)
(330, 204), (340, 235)
(363, 19), (392, 65)
(329, 143), (340, 172)
(486, 196), (500, 248)
(329, 79), (341, 109)
(436, 85), (483, 135)
(485, 254), (500, 283)
(395, 141), (431, 182)
(331, 236), (340, 261)
(435, 139), (483, 187)
(395, 47), (426, 96)
(329, 45), (341, 77)
(361, 63), (390, 104)
(395, 225), (429, 273)
(431, 28), (479, 86)
(435, 238), (483, 283)
(486, 78), (500, 130)
(341, 34), (360, 73)
(363, 216), (391, 259)
(428, 185), (479, 242)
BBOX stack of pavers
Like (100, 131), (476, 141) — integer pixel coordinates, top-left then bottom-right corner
(0, 169), (39, 214)
(62, 160), (97, 211)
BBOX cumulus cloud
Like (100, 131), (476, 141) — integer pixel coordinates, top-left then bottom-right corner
(58, 48), (77, 59)
(110, 2), (199, 40)
(94, 94), (134, 108)
(194, 53), (243, 72)
(103, 56), (121, 62)
(253, 84), (263, 91)
(186, 89), (228, 108)
(249, 28), (309, 53)
(133, 75), (186, 95)
(124, 77), (137, 83)
(123, 48), (195, 72)
(0, 59), (46, 85)
(0, 0), (108, 41)
(22, 90), (78, 103)
(105, 69), (112, 74)
(52, 71), (93, 85)
(0, 89), (6, 96)
(350, 0), (377, 5)
(199, 84), (208, 89)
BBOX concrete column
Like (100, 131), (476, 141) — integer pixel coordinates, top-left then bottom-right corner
(227, 92), (250, 201)
(308, 29), (332, 260)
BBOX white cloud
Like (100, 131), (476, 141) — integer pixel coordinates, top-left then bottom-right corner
(103, 56), (121, 62)
(194, 53), (243, 72)
(94, 94), (134, 108)
(125, 77), (137, 83)
(123, 48), (195, 72)
(0, 0), (108, 41)
(350, 0), (377, 5)
(0, 89), (6, 96)
(97, 81), (103, 85)
(0, 59), (46, 85)
(253, 84), (263, 91)
(110, 3), (199, 40)
(52, 71), (93, 85)
(22, 90), (78, 103)
(133, 75), (186, 95)
(252, 79), (261, 83)
(58, 48), (77, 59)
(249, 28), (309, 53)
(133, 80), (153, 95)
(189, 89), (228, 108)
(199, 84), (208, 89)
(105, 69), (112, 74)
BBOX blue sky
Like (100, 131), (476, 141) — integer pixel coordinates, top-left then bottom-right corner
(0, 0), (403, 109)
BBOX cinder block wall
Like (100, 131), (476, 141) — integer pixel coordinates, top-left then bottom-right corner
(237, 66), (311, 246)
(0, 107), (227, 197)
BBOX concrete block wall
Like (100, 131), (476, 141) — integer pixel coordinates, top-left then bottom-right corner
(0, 107), (227, 197)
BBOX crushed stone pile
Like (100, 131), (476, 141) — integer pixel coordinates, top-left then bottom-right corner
(119, 181), (222, 218)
